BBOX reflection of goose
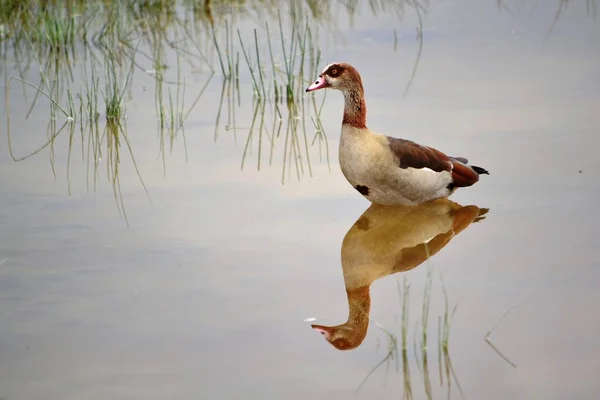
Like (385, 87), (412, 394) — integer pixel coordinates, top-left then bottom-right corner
(306, 63), (488, 205)
(312, 199), (488, 351)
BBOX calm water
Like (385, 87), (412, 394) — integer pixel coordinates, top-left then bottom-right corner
(1, 1), (600, 399)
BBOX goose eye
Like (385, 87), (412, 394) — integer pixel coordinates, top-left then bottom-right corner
(331, 69), (338, 76)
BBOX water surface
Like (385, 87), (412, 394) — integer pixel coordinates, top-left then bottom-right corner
(1, 1), (599, 399)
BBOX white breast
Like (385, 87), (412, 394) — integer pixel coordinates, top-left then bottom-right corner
(339, 126), (394, 183)
(338, 126), (452, 205)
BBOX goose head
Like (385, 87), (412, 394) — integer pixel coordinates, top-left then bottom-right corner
(310, 286), (371, 351)
(311, 320), (367, 351)
(306, 62), (364, 93)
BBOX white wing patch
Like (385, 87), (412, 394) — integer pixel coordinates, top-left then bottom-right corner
(420, 167), (438, 175)
(406, 167), (452, 194)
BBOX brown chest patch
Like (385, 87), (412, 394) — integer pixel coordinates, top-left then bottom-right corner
(355, 185), (370, 196)
(355, 216), (371, 231)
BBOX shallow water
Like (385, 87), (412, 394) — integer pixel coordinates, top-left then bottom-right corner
(1, 1), (600, 399)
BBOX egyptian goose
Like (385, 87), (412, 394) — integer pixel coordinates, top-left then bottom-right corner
(306, 63), (489, 206)
(311, 199), (488, 350)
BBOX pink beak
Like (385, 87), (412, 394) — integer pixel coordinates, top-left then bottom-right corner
(306, 76), (329, 92)
(311, 324), (333, 339)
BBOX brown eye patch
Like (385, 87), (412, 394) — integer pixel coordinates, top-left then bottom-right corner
(332, 338), (350, 350)
(326, 64), (344, 77)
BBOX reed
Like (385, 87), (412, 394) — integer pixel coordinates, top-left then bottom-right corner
(3, 0), (404, 219)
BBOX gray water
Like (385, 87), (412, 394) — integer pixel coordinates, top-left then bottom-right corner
(1, 1), (600, 399)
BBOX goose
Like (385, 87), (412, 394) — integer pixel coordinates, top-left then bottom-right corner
(311, 199), (488, 350)
(306, 63), (489, 206)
